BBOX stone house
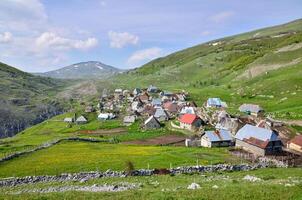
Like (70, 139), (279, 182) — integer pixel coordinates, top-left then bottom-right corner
(235, 124), (283, 156)
(144, 116), (161, 129)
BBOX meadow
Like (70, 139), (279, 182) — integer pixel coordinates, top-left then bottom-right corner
(0, 141), (238, 178)
(1, 168), (302, 200)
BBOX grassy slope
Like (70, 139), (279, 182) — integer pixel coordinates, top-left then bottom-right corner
(1, 168), (302, 200)
(0, 112), (181, 157)
(0, 141), (237, 178)
(0, 62), (72, 138)
(112, 19), (302, 119)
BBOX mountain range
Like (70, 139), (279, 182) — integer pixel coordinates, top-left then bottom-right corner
(36, 61), (122, 79)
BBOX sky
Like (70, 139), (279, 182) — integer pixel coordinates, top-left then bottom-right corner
(0, 0), (302, 72)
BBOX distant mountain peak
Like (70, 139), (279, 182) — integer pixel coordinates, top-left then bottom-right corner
(36, 61), (122, 79)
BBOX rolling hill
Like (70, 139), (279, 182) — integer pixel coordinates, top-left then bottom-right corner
(0, 62), (69, 138)
(37, 61), (122, 79)
(112, 19), (302, 119)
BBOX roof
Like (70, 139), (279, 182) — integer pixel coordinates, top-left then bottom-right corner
(144, 115), (160, 125)
(204, 129), (233, 142)
(154, 108), (168, 118)
(151, 98), (162, 106)
(123, 116), (136, 123)
(76, 116), (87, 122)
(289, 135), (302, 147)
(179, 114), (199, 124)
(180, 106), (195, 114)
(64, 118), (73, 122)
(239, 104), (263, 113)
(207, 98), (222, 107)
(235, 124), (279, 142)
(163, 102), (178, 112)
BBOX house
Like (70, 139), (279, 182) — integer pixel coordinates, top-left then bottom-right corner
(180, 106), (195, 115)
(76, 116), (87, 124)
(114, 88), (123, 94)
(123, 115), (136, 126)
(201, 129), (233, 147)
(85, 105), (95, 113)
(151, 98), (162, 107)
(144, 116), (161, 129)
(133, 88), (142, 96)
(138, 93), (150, 103)
(215, 111), (240, 135)
(239, 104), (264, 117)
(266, 117), (283, 127)
(131, 100), (143, 112)
(287, 135), (302, 153)
(123, 90), (130, 96)
(147, 85), (158, 93)
(64, 118), (73, 123)
(206, 98), (223, 108)
(154, 107), (169, 121)
(160, 91), (173, 97)
(179, 114), (203, 131)
(235, 124), (283, 156)
(142, 105), (156, 116)
(98, 113), (116, 120)
(163, 101), (178, 114)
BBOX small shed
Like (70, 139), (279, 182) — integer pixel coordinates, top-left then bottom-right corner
(64, 118), (74, 123)
(76, 116), (87, 124)
(239, 104), (264, 117)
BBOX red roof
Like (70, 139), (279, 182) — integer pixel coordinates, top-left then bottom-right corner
(289, 135), (302, 147)
(179, 114), (199, 124)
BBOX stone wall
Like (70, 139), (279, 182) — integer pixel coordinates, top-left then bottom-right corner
(0, 163), (284, 187)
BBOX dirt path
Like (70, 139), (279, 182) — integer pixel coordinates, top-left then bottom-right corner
(123, 135), (186, 146)
(77, 128), (128, 136)
(283, 120), (302, 126)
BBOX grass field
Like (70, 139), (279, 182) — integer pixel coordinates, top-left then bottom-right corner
(1, 168), (302, 200)
(0, 141), (239, 178)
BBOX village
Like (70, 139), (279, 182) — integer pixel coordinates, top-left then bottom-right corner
(62, 85), (302, 161)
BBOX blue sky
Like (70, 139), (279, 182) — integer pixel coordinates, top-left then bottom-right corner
(0, 0), (301, 72)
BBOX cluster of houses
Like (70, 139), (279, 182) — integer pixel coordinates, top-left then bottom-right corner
(64, 85), (301, 157)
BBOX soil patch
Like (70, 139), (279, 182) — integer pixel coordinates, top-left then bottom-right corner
(123, 134), (186, 146)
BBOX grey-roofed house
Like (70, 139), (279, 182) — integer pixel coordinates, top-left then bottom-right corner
(239, 104), (264, 117)
(123, 115), (136, 126)
(133, 88), (142, 96)
(154, 107), (169, 121)
(147, 85), (158, 93)
(201, 129), (233, 147)
(144, 116), (161, 129)
(235, 124), (282, 156)
(206, 98), (222, 108)
(151, 98), (162, 107)
(76, 116), (87, 124)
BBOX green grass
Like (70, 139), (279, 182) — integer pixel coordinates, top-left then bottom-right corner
(0, 141), (238, 178)
(1, 168), (302, 200)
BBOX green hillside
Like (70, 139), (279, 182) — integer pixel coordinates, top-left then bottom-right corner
(0, 62), (69, 138)
(113, 19), (302, 119)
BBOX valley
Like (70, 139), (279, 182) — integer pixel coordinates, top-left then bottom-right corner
(0, 18), (302, 200)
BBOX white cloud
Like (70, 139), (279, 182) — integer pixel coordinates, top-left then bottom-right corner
(35, 32), (98, 51)
(0, 32), (13, 43)
(127, 47), (162, 65)
(0, 0), (47, 32)
(210, 11), (234, 23)
(108, 31), (139, 48)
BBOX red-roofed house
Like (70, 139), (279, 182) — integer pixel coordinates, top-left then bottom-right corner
(179, 114), (203, 131)
(287, 135), (302, 153)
